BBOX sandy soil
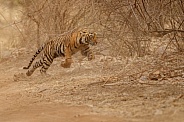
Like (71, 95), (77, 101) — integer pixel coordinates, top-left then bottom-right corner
(0, 51), (184, 122)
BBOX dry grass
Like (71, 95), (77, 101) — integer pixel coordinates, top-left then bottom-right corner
(1, 0), (184, 55)
(0, 0), (183, 83)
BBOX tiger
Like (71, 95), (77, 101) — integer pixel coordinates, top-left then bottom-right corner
(23, 29), (97, 76)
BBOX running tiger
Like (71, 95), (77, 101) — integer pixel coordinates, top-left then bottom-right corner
(23, 29), (97, 76)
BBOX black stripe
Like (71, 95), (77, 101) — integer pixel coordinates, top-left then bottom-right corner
(58, 43), (63, 55)
(79, 37), (83, 44)
(45, 54), (53, 63)
(36, 51), (40, 54)
(62, 44), (65, 56)
(44, 62), (50, 66)
(39, 60), (43, 65)
(55, 43), (59, 53)
(33, 54), (37, 58)
(43, 66), (48, 69)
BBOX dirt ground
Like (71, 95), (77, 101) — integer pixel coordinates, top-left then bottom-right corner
(0, 51), (184, 122)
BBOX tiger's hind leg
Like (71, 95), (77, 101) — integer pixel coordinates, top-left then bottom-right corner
(26, 60), (43, 76)
(40, 59), (53, 75)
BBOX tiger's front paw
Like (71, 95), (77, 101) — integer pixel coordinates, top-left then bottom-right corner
(61, 61), (72, 68)
(61, 58), (73, 68)
(61, 63), (70, 68)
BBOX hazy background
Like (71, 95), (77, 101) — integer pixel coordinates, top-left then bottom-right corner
(0, 0), (183, 59)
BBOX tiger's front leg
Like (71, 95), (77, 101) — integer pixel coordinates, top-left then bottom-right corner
(61, 46), (73, 68)
(81, 46), (95, 61)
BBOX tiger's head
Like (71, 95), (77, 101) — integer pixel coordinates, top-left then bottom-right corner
(80, 30), (97, 46)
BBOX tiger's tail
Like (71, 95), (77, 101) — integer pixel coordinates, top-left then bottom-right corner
(23, 45), (45, 69)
